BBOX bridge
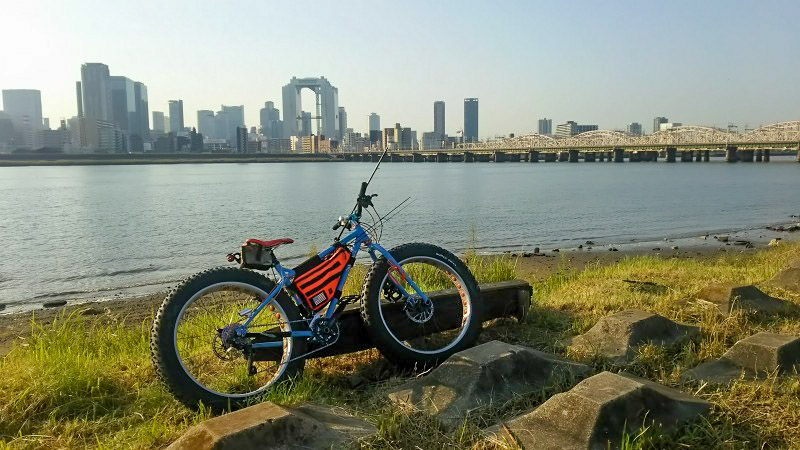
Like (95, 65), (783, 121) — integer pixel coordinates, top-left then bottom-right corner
(337, 121), (800, 163)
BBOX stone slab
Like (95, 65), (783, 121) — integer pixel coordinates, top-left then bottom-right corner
(768, 267), (800, 293)
(682, 332), (800, 384)
(694, 283), (791, 315)
(568, 309), (700, 364)
(167, 402), (375, 450)
(485, 371), (710, 450)
(387, 340), (590, 429)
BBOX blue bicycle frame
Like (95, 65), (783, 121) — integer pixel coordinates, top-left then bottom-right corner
(245, 215), (430, 349)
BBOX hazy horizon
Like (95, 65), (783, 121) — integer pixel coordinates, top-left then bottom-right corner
(2, 0), (799, 138)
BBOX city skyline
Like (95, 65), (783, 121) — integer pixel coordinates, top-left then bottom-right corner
(2, 1), (799, 138)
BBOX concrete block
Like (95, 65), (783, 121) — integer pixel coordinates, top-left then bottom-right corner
(167, 402), (376, 450)
(387, 340), (590, 429)
(568, 310), (700, 364)
(694, 283), (791, 315)
(682, 332), (800, 384)
(485, 371), (710, 450)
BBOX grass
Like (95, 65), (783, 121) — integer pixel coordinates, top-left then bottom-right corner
(2, 243), (800, 448)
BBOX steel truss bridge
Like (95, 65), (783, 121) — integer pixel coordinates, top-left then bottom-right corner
(460, 121), (800, 151)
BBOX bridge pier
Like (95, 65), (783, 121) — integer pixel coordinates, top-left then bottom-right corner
(764, 149), (770, 162)
(665, 147), (676, 163)
(607, 151), (614, 162)
(544, 152), (557, 162)
(463, 152), (474, 163)
(437, 152), (449, 163)
(725, 145), (739, 162)
(584, 152), (596, 162)
(371, 153), (380, 162)
(756, 149), (763, 162)
(494, 151), (506, 163)
(449, 153), (464, 162)
(568, 149), (579, 162)
(507, 153), (521, 162)
(704, 150), (710, 161)
(598, 151), (605, 162)
(797, 145), (800, 162)
(559, 151), (569, 162)
(476, 153), (490, 162)
(412, 153), (424, 162)
(740, 149), (754, 162)
(680, 150), (693, 162)
(649, 151), (659, 162)
(613, 148), (625, 163)
(628, 151), (641, 162)
(528, 150), (539, 162)
(693, 150), (701, 162)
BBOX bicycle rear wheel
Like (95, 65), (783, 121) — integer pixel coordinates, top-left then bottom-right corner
(360, 243), (483, 368)
(150, 267), (306, 411)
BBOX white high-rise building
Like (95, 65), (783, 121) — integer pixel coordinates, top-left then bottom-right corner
(152, 111), (165, 133)
(169, 100), (184, 134)
(369, 113), (380, 131)
(1, 89), (43, 149)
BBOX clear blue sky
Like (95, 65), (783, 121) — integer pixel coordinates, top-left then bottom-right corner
(1, 0), (798, 137)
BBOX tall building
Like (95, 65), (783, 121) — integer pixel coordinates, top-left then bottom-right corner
(133, 82), (149, 143)
(537, 118), (552, 135)
(152, 111), (165, 133)
(463, 98), (479, 143)
(169, 100), (184, 133)
(80, 63), (112, 121)
(338, 106), (347, 141)
(259, 101), (282, 139)
(75, 82), (83, 117)
(555, 121), (597, 138)
(197, 110), (215, 138)
(300, 111), (312, 137)
(213, 105), (245, 144)
(626, 122), (643, 136)
(1, 89), (43, 149)
(368, 112), (380, 132)
(576, 124), (598, 134)
(433, 101), (445, 139)
(653, 117), (668, 134)
(281, 77), (339, 138)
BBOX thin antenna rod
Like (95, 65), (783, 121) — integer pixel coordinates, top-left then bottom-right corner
(365, 148), (388, 188)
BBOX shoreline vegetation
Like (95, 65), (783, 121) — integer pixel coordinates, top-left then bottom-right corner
(1, 242), (800, 448)
(2, 150), (799, 167)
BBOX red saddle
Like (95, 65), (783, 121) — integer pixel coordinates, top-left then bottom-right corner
(244, 238), (294, 249)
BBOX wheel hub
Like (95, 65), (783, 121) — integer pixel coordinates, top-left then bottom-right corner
(403, 297), (434, 323)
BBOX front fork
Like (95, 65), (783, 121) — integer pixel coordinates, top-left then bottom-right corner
(368, 246), (431, 308)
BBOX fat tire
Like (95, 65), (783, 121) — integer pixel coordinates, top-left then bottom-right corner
(360, 243), (483, 368)
(149, 267), (306, 412)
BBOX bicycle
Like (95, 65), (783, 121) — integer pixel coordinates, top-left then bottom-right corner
(150, 151), (483, 411)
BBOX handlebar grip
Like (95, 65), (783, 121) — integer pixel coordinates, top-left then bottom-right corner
(358, 181), (368, 197)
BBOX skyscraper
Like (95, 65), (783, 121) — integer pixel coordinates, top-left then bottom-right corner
(1, 89), (43, 149)
(300, 111), (312, 137)
(653, 117), (668, 134)
(75, 82), (83, 117)
(152, 111), (165, 133)
(338, 106), (347, 141)
(169, 100), (184, 133)
(433, 101), (445, 139)
(369, 113), (380, 132)
(259, 101), (282, 139)
(197, 110), (215, 138)
(80, 63), (112, 122)
(218, 105), (244, 143)
(133, 82), (149, 143)
(281, 77), (338, 138)
(537, 118), (552, 135)
(463, 98), (479, 143)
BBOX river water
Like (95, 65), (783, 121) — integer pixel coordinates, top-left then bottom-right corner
(0, 158), (798, 312)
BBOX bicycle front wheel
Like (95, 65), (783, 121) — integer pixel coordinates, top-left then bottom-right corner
(360, 243), (483, 368)
(150, 267), (306, 411)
